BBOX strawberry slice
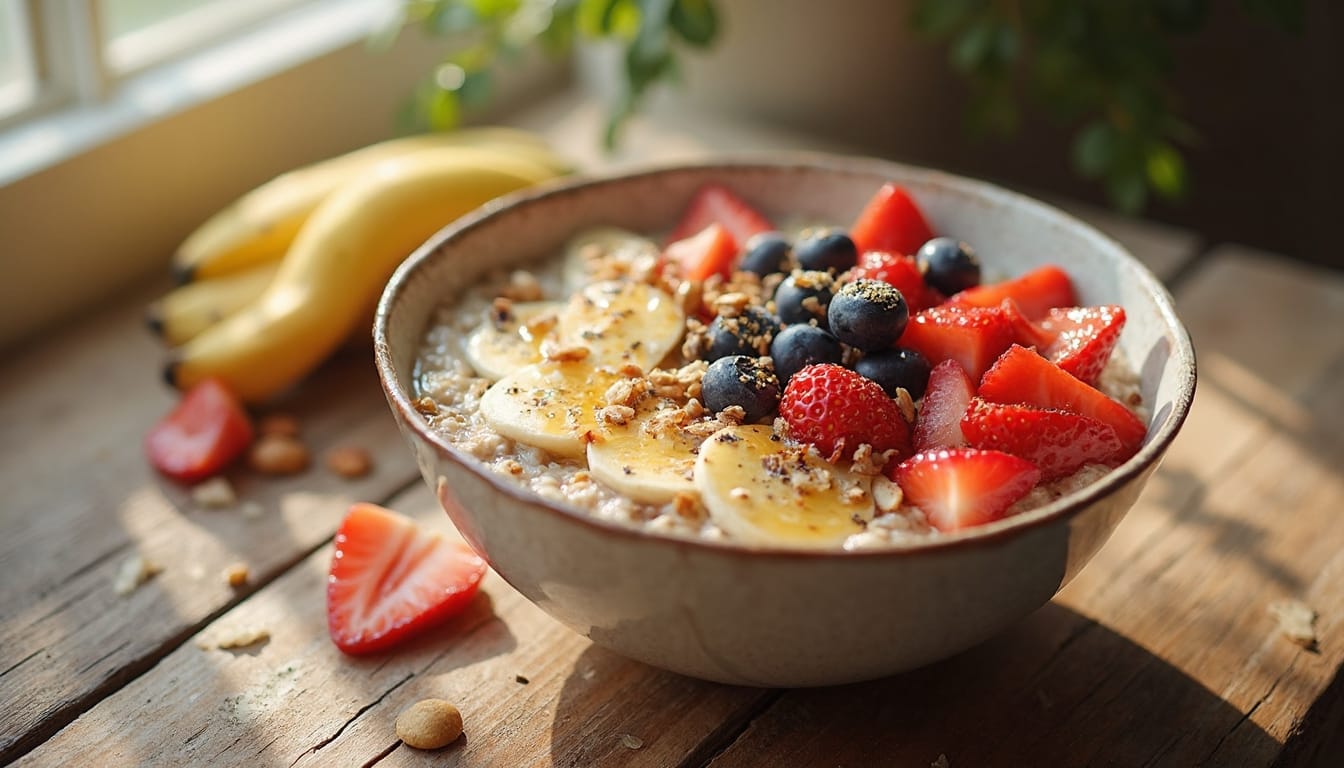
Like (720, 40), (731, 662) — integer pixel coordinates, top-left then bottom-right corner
(847, 251), (944, 312)
(667, 184), (773, 251)
(946, 265), (1077, 319)
(1036, 305), (1126, 385)
(145, 377), (253, 483)
(327, 503), (487, 655)
(899, 305), (1015, 382)
(665, 222), (739, 282)
(849, 182), (936, 257)
(913, 359), (975, 451)
(960, 398), (1128, 480)
(998, 298), (1052, 349)
(893, 448), (1041, 532)
(978, 345), (1147, 455)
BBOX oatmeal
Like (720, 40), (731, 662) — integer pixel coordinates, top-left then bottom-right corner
(414, 183), (1149, 548)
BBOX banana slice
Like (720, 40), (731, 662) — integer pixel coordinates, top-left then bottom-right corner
(464, 300), (562, 380)
(478, 361), (627, 458)
(559, 281), (684, 369)
(695, 424), (875, 548)
(587, 402), (702, 504)
(562, 227), (660, 292)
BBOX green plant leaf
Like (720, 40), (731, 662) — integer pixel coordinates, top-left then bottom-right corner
(1073, 121), (1118, 178)
(1145, 142), (1187, 199)
(669, 0), (717, 47)
(951, 19), (997, 73)
(910, 0), (981, 36)
(578, 0), (641, 38)
(1107, 170), (1148, 214)
(427, 86), (462, 130)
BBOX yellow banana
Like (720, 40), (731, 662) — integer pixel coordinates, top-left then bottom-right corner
(146, 262), (278, 346)
(166, 145), (567, 403)
(173, 127), (571, 282)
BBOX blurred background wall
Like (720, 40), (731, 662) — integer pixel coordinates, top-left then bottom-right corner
(667, 0), (1342, 269)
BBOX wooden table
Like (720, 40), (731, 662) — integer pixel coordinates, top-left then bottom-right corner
(3, 93), (1342, 767)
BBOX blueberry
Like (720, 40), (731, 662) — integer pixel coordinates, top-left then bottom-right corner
(917, 237), (981, 296)
(794, 229), (858, 273)
(855, 348), (933, 399)
(706, 306), (782, 361)
(774, 270), (836, 328)
(701, 355), (781, 422)
(826, 278), (909, 351)
(769, 324), (844, 386)
(739, 232), (792, 277)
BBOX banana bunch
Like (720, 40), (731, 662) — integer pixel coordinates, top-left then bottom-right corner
(148, 127), (572, 403)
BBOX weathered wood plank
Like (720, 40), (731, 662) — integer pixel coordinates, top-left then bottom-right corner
(0, 288), (421, 762)
(18, 484), (770, 768)
(708, 248), (1344, 766)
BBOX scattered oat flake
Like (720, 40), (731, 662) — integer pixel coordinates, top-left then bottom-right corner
(191, 477), (237, 509)
(213, 625), (270, 649)
(113, 554), (162, 596)
(1268, 599), (1318, 649)
(932, 754), (950, 768)
(620, 734), (643, 750)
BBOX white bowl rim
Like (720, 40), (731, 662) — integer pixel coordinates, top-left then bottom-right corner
(374, 153), (1197, 560)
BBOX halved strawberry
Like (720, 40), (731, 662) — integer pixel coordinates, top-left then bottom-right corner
(899, 305), (1015, 382)
(667, 183), (773, 250)
(847, 251), (944, 312)
(893, 448), (1041, 532)
(999, 298), (1052, 349)
(665, 223), (738, 282)
(946, 265), (1077, 320)
(849, 182), (936, 257)
(913, 359), (975, 451)
(327, 503), (487, 655)
(1036, 305), (1126, 385)
(978, 344), (1147, 455)
(960, 398), (1128, 480)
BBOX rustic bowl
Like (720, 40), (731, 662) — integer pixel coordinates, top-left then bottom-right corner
(373, 156), (1195, 687)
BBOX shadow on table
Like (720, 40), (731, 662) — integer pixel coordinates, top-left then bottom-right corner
(548, 602), (1278, 768)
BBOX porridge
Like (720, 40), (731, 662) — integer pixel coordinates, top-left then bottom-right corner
(413, 183), (1147, 549)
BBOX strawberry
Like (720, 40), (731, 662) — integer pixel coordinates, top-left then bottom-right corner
(946, 265), (1077, 320)
(913, 359), (975, 451)
(1036, 305), (1126, 385)
(960, 398), (1128, 480)
(978, 344), (1147, 455)
(849, 182), (936, 257)
(327, 503), (487, 655)
(779, 363), (912, 462)
(847, 250), (944, 311)
(145, 377), (253, 483)
(998, 298), (1052, 349)
(898, 305), (1015, 382)
(893, 448), (1041, 532)
(665, 223), (739, 282)
(667, 184), (774, 251)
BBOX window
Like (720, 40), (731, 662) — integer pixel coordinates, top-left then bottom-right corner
(101, 0), (311, 74)
(0, 0), (321, 128)
(0, 1), (37, 118)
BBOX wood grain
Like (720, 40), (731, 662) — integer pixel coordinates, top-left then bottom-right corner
(17, 485), (770, 768)
(0, 288), (422, 762)
(708, 249), (1344, 767)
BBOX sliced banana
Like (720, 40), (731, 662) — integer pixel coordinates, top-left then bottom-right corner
(587, 401), (702, 504)
(478, 361), (627, 458)
(464, 300), (562, 380)
(694, 424), (875, 548)
(562, 227), (660, 292)
(559, 281), (684, 369)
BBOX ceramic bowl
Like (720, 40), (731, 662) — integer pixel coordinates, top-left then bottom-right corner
(373, 155), (1195, 687)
